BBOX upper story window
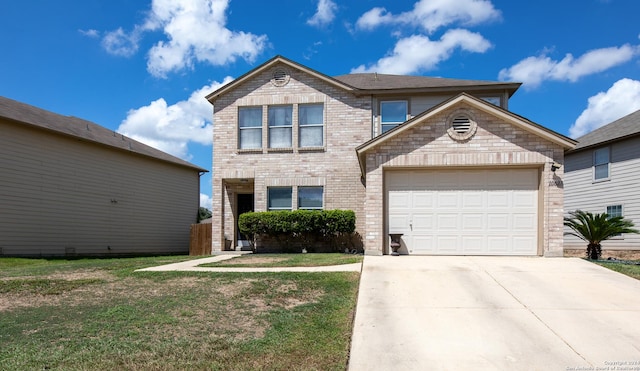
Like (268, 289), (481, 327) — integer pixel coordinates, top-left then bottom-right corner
(238, 107), (262, 149)
(299, 104), (324, 148)
(298, 186), (324, 210)
(268, 105), (293, 148)
(481, 96), (501, 106)
(268, 187), (292, 210)
(594, 147), (610, 181)
(381, 101), (407, 133)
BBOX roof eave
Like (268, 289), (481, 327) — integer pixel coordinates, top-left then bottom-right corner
(350, 83), (521, 97)
(1, 115), (208, 173)
(567, 132), (640, 154)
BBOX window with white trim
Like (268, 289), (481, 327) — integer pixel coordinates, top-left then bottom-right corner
(607, 205), (623, 237)
(594, 147), (610, 181)
(268, 187), (292, 210)
(606, 205), (622, 218)
(238, 107), (262, 149)
(298, 186), (323, 210)
(268, 105), (293, 148)
(381, 101), (407, 133)
(298, 104), (324, 147)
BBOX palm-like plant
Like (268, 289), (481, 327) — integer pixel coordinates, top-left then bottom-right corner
(564, 210), (639, 260)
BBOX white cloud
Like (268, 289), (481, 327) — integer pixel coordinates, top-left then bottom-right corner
(307, 0), (338, 27)
(117, 77), (234, 160)
(101, 27), (143, 57)
(79, 29), (100, 38)
(569, 78), (640, 138)
(351, 29), (491, 74)
(498, 44), (638, 88)
(356, 0), (500, 33)
(102, 0), (267, 78)
(200, 193), (212, 210)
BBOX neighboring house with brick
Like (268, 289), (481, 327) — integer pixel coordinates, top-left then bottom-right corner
(0, 96), (206, 257)
(206, 55), (576, 256)
(564, 109), (640, 256)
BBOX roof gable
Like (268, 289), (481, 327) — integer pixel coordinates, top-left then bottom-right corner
(0, 96), (207, 172)
(205, 55), (355, 103)
(572, 109), (640, 151)
(356, 93), (577, 176)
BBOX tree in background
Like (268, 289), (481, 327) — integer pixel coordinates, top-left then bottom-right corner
(564, 210), (639, 260)
(198, 207), (212, 222)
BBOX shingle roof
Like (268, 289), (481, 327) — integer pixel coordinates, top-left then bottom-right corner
(0, 96), (207, 172)
(334, 73), (521, 96)
(206, 55), (521, 102)
(572, 109), (640, 151)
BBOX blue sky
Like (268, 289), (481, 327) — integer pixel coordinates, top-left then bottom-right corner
(2, 0), (639, 210)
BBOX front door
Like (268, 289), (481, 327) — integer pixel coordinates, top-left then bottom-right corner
(236, 194), (254, 249)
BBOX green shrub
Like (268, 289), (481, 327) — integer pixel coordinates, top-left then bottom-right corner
(238, 210), (357, 252)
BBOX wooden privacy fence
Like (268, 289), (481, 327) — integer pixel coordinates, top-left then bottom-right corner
(189, 224), (211, 256)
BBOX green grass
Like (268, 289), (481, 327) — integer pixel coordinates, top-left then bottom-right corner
(199, 253), (363, 268)
(595, 260), (640, 280)
(0, 256), (359, 370)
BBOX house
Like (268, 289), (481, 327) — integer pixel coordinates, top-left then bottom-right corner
(564, 109), (640, 256)
(206, 55), (576, 256)
(0, 96), (207, 257)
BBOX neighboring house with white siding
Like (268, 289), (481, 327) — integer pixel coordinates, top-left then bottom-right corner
(207, 55), (576, 256)
(0, 96), (207, 257)
(564, 109), (640, 255)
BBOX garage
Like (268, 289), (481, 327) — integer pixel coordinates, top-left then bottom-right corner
(387, 168), (539, 255)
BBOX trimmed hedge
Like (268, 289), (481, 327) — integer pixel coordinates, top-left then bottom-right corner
(238, 210), (357, 252)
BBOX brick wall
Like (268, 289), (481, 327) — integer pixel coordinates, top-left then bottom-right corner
(362, 102), (566, 256)
(211, 64), (370, 251)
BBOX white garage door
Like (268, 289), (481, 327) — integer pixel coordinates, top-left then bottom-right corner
(387, 169), (539, 255)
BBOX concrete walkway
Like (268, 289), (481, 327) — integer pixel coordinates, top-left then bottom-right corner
(136, 253), (362, 273)
(349, 256), (640, 371)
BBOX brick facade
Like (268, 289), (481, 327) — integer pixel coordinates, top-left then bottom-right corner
(208, 57), (574, 256)
(211, 65), (369, 251)
(360, 101), (566, 256)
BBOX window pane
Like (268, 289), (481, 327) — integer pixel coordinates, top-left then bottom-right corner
(239, 128), (261, 149)
(298, 187), (323, 209)
(299, 126), (323, 147)
(481, 97), (501, 106)
(269, 127), (292, 148)
(595, 164), (609, 180)
(268, 187), (292, 209)
(239, 107), (262, 128)
(594, 148), (609, 165)
(299, 104), (323, 126)
(381, 101), (407, 123)
(381, 124), (397, 133)
(607, 205), (623, 218)
(268, 106), (292, 127)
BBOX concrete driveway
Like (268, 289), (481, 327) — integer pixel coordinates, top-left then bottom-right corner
(349, 256), (640, 371)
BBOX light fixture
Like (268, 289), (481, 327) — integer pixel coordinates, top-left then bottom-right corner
(550, 162), (561, 172)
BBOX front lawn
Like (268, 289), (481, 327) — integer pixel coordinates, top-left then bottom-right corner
(199, 253), (363, 268)
(594, 260), (640, 280)
(0, 256), (360, 370)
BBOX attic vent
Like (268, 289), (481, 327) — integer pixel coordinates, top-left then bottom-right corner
(447, 111), (477, 142)
(452, 116), (471, 134)
(271, 68), (290, 87)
